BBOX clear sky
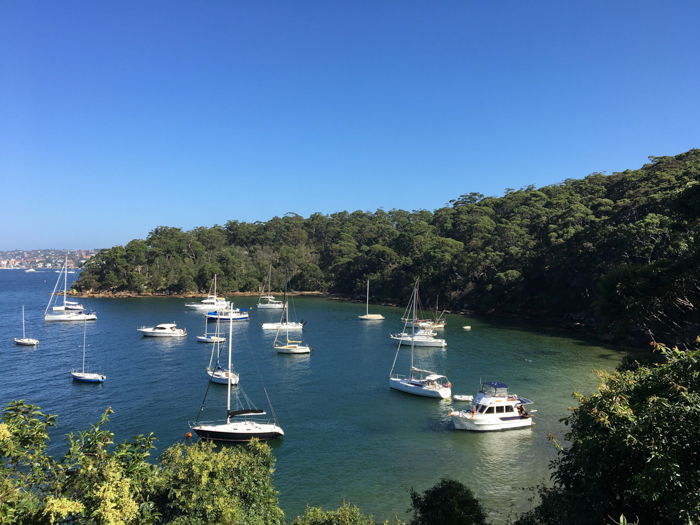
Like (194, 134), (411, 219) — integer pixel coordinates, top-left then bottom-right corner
(1, 1), (698, 249)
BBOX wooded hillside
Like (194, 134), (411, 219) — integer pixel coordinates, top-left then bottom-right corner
(75, 150), (700, 346)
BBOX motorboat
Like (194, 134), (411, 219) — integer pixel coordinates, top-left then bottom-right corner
(14, 305), (39, 346)
(70, 320), (105, 383)
(390, 328), (446, 348)
(388, 279), (451, 398)
(185, 274), (230, 310)
(449, 381), (534, 431)
(191, 309), (284, 442)
(137, 323), (187, 337)
(358, 279), (384, 320)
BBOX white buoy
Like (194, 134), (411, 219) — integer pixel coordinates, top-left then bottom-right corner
(462, 325), (472, 331)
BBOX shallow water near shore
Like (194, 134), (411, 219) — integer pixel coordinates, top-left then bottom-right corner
(0, 269), (625, 523)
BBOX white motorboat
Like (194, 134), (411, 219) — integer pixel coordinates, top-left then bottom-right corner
(14, 305), (39, 346)
(70, 320), (105, 383)
(206, 308), (249, 321)
(358, 279), (385, 320)
(390, 328), (446, 348)
(185, 274), (229, 310)
(388, 280), (452, 399)
(205, 316), (239, 384)
(137, 323), (187, 337)
(44, 257), (97, 322)
(257, 265), (285, 309)
(24, 268), (36, 273)
(191, 311), (283, 442)
(449, 381), (534, 431)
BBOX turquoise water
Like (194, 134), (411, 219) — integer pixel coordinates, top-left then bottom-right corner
(0, 270), (625, 523)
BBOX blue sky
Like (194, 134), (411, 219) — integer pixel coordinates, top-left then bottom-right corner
(1, 1), (698, 249)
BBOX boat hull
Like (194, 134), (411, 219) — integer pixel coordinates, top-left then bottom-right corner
(389, 377), (451, 399)
(71, 372), (106, 383)
(274, 344), (311, 354)
(261, 322), (303, 330)
(358, 314), (385, 320)
(14, 337), (39, 346)
(451, 413), (533, 431)
(192, 421), (284, 442)
(390, 335), (446, 347)
(45, 313), (97, 322)
(257, 303), (284, 309)
(197, 335), (226, 343)
(139, 331), (186, 337)
(206, 369), (240, 385)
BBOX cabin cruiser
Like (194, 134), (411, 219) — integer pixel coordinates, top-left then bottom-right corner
(185, 295), (230, 310)
(137, 323), (187, 337)
(206, 308), (249, 321)
(449, 381), (534, 431)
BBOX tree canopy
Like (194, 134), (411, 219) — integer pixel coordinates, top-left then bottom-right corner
(75, 149), (700, 346)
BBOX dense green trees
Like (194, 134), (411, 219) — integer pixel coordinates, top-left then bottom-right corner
(516, 344), (700, 525)
(75, 149), (700, 346)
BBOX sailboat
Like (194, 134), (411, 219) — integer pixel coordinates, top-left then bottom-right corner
(261, 291), (303, 330)
(70, 320), (105, 383)
(257, 265), (285, 309)
(44, 258), (97, 322)
(185, 274), (230, 310)
(14, 305), (39, 346)
(358, 279), (385, 320)
(388, 280), (452, 398)
(273, 307), (310, 354)
(196, 313), (226, 343)
(205, 315), (239, 384)
(191, 309), (284, 442)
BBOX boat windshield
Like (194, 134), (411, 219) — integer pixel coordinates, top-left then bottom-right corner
(481, 381), (509, 397)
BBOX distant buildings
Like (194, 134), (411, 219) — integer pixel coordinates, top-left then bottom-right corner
(0, 249), (98, 269)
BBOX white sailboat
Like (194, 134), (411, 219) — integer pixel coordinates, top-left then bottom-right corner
(185, 274), (230, 310)
(358, 279), (384, 320)
(206, 315), (239, 384)
(44, 258), (97, 322)
(388, 280), (452, 399)
(196, 313), (226, 343)
(70, 320), (105, 383)
(14, 305), (39, 346)
(257, 265), (285, 309)
(261, 291), (303, 330)
(273, 304), (310, 354)
(191, 311), (284, 442)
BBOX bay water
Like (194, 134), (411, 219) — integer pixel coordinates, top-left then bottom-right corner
(0, 269), (626, 523)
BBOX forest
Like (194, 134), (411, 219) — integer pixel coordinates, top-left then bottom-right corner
(74, 149), (700, 347)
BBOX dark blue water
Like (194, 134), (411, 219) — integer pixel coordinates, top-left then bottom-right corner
(0, 269), (625, 523)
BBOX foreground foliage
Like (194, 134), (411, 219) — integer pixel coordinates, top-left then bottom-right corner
(0, 403), (282, 524)
(408, 478), (487, 525)
(75, 150), (700, 346)
(516, 344), (700, 525)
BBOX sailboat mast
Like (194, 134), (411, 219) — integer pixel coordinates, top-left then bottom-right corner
(82, 320), (87, 373)
(366, 279), (370, 315)
(410, 281), (417, 378)
(22, 305), (26, 338)
(63, 257), (68, 306)
(226, 305), (233, 424)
